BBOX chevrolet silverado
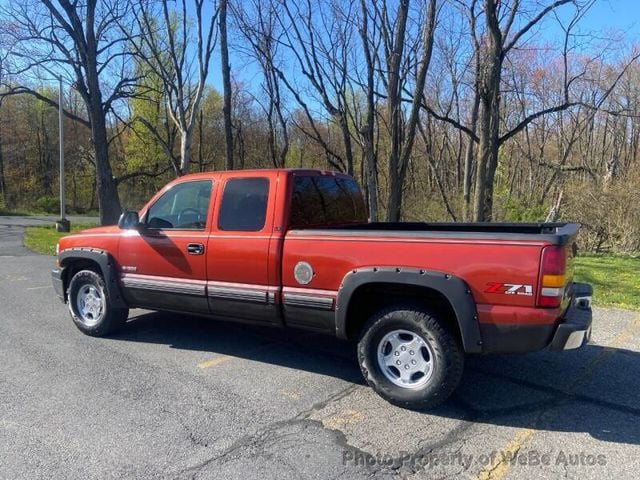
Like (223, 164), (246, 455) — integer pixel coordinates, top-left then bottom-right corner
(52, 169), (593, 409)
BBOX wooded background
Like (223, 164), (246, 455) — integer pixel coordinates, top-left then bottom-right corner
(0, 0), (638, 252)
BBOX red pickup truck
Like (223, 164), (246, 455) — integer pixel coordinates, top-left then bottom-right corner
(52, 169), (593, 409)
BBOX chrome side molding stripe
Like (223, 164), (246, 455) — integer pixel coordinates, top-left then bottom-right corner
(283, 294), (334, 310)
(282, 286), (336, 311)
(207, 286), (267, 303)
(121, 274), (337, 309)
(121, 274), (206, 296)
(206, 281), (278, 304)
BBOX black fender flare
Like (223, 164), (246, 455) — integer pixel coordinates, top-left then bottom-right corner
(59, 248), (127, 308)
(335, 267), (482, 353)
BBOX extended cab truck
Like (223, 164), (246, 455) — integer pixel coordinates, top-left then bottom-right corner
(52, 169), (593, 409)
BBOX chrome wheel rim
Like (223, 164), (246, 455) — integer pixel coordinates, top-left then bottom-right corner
(376, 329), (435, 389)
(75, 284), (105, 327)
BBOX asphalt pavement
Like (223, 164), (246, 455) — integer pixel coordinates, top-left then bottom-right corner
(0, 218), (639, 479)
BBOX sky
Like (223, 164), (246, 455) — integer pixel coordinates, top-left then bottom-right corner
(213, 0), (640, 94)
(1, 0), (637, 98)
(579, 0), (639, 33)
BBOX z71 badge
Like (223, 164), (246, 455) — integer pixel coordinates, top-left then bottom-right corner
(485, 282), (533, 296)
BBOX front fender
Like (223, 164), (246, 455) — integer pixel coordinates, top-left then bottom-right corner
(58, 248), (127, 308)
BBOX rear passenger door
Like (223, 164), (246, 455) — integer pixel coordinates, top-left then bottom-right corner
(206, 176), (281, 325)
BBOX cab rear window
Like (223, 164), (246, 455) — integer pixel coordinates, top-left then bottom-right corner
(290, 176), (366, 228)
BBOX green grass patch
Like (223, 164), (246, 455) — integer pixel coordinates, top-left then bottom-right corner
(23, 224), (96, 256)
(574, 255), (640, 310)
(0, 208), (40, 216)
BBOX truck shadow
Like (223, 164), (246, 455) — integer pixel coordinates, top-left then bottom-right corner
(113, 310), (640, 446)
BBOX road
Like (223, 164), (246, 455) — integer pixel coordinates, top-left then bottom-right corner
(1, 218), (639, 479)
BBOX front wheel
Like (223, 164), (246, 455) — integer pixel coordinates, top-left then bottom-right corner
(357, 305), (464, 410)
(67, 269), (129, 337)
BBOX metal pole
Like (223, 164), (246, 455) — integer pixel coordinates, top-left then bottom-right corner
(56, 76), (70, 232)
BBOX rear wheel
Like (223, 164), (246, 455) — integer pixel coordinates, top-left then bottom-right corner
(67, 269), (129, 336)
(357, 305), (464, 409)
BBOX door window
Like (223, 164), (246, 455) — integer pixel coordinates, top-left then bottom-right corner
(218, 178), (269, 231)
(146, 180), (212, 230)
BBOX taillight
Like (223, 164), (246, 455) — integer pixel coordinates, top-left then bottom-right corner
(537, 246), (566, 308)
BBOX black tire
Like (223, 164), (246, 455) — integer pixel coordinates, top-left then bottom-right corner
(67, 269), (129, 337)
(357, 305), (464, 410)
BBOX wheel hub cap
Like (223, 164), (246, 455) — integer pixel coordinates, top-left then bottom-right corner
(76, 285), (104, 326)
(377, 329), (435, 389)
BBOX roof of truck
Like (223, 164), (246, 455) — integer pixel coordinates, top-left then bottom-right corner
(176, 168), (352, 181)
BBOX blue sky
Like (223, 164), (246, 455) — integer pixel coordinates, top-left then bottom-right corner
(217, 0), (640, 93)
(2, 0), (637, 97)
(579, 0), (639, 33)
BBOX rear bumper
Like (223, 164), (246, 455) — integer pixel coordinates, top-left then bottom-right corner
(548, 282), (593, 351)
(479, 282), (592, 354)
(51, 267), (66, 302)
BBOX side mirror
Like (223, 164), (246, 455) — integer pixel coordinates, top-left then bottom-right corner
(118, 210), (141, 230)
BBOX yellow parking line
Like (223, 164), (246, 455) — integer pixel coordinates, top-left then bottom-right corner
(477, 428), (535, 480)
(474, 314), (640, 480)
(198, 355), (235, 369)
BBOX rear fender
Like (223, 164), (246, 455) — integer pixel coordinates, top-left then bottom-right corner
(335, 267), (482, 353)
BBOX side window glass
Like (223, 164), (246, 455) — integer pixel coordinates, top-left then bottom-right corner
(218, 178), (269, 231)
(290, 176), (367, 228)
(337, 178), (367, 220)
(290, 176), (325, 228)
(146, 180), (212, 230)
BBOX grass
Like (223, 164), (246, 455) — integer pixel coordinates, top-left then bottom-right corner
(0, 207), (101, 217)
(21, 223), (640, 310)
(23, 224), (96, 256)
(0, 207), (39, 216)
(574, 255), (640, 310)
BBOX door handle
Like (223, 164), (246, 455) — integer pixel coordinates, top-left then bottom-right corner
(186, 243), (204, 255)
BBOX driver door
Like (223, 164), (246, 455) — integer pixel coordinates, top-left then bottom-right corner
(118, 179), (214, 314)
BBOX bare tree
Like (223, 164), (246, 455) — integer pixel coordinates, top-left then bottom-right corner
(127, 0), (219, 176)
(0, 0), (141, 224)
(275, 0), (356, 175)
(0, 58), (7, 207)
(380, 0), (438, 221)
(357, 0), (380, 221)
(420, 0), (639, 221)
(233, 0), (289, 168)
(219, 0), (234, 170)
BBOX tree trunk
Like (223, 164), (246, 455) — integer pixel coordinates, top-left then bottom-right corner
(90, 110), (121, 225)
(362, 127), (378, 222)
(463, 91), (479, 221)
(386, 0), (436, 222)
(220, 0), (234, 170)
(385, 0), (410, 222)
(86, 58), (121, 224)
(179, 128), (192, 175)
(473, 0), (502, 222)
(359, 0), (378, 222)
(473, 92), (501, 222)
(0, 131), (6, 207)
(338, 114), (354, 176)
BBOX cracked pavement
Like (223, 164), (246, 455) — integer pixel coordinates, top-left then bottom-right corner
(1, 230), (639, 479)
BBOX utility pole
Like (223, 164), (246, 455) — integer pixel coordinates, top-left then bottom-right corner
(56, 76), (70, 232)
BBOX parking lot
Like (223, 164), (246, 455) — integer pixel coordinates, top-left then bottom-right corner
(1, 221), (639, 479)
